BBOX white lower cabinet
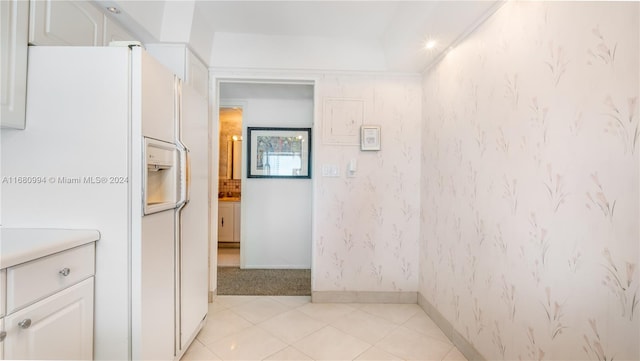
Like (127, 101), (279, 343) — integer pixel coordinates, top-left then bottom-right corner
(0, 241), (96, 360)
(233, 202), (241, 243)
(218, 202), (235, 243)
(218, 201), (241, 243)
(3, 278), (93, 360)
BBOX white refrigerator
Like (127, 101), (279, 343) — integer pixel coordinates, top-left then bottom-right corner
(0, 46), (209, 360)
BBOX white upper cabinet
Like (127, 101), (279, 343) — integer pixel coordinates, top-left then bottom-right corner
(146, 44), (209, 99)
(29, 0), (103, 46)
(186, 48), (209, 99)
(1, 0), (29, 129)
(103, 15), (136, 45)
(0, 318), (4, 359)
(3, 1), (137, 130)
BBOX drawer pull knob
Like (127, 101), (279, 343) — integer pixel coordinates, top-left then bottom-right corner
(18, 319), (31, 329)
(0, 331), (6, 342)
(59, 268), (71, 276)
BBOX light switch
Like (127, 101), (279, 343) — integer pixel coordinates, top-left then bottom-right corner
(322, 164), (340, 177)
(347, 159), (357, 177)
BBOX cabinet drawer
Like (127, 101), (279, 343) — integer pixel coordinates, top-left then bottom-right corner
(1, 269), (5, 317)
(6, 243), (94, 313)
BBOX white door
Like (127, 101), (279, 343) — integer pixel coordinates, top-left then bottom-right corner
(3, 278), (94, 360)
(177, 83), (209, 351)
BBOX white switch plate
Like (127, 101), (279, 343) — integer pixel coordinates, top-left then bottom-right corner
(322, 164), (340, 177)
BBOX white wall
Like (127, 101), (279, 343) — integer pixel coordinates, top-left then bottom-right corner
(420, 2), (639, 359)
(221, 85), (314, 268)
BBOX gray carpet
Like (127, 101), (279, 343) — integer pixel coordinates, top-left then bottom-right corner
(217, 267), (311, 296)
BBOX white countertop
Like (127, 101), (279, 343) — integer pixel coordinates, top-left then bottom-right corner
(0, 228), (100, 269)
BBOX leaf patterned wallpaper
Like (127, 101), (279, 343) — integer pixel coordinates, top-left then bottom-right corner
(314, 74), (422, 292)
(420, 2), (639, 360)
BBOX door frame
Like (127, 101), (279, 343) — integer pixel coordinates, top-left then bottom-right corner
(210, 71), (319, 296)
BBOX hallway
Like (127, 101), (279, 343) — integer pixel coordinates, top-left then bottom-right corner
(181, 296), (466, 361)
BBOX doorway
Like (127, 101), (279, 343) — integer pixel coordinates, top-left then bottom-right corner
(217, 106), (243, 268)
(215, 80), (314, 296)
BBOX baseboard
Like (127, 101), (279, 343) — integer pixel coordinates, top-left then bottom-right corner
(312, 291), (417, 304)
(417, 293), (485, 361)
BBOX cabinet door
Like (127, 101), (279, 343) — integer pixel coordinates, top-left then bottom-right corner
(0, 0), (29, 129)
(29, 0), (103, 46)
(103, 15), (136, 45)
(4, 278), (93, 360)
(186, 49), (209, 99)
(218, 203), (234, 242)
(233, 203), (241, 243)
(0, 270), (5, 317)
(1, 317), (4, 359)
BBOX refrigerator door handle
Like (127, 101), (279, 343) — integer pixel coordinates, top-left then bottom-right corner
(176, 144), (188, 208)
(185, 146), (191, 204)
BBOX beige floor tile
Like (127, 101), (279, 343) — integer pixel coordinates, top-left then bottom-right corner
(297, 302), (357, 323)
(230, 297), (291, 324)
(402, 311), (452, 344)
(375, 326), (453, 361)
(264, 346), (313, 361)
(269, 295), (312, 308)
(258, 309), (327, 344)
(354, 346), (404, 361)
(359, 303), (422, 324)
(442, 347), (468, 361)
(180, 339), (221, 361)
(207, 325), (287, 361)
(198, 297), (459, 361)
(293, 326), (371, 361)
(197, 309), (253, 345)
(208, 301), (228, 316)
(330, 310), (399, 344)
(215, 295), (258, 308)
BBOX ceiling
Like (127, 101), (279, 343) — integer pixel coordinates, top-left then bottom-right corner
(106, 1), (504, 73)
(195, 2), (404, 38)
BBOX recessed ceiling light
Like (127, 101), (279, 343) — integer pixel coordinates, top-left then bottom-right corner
(425, 40), (437, 50)
(106, 6), (121, 14)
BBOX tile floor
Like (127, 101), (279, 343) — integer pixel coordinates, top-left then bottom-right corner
(181, 296), (468, 361)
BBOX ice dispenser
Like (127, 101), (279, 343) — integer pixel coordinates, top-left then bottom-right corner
(143, 137), (178, 215)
